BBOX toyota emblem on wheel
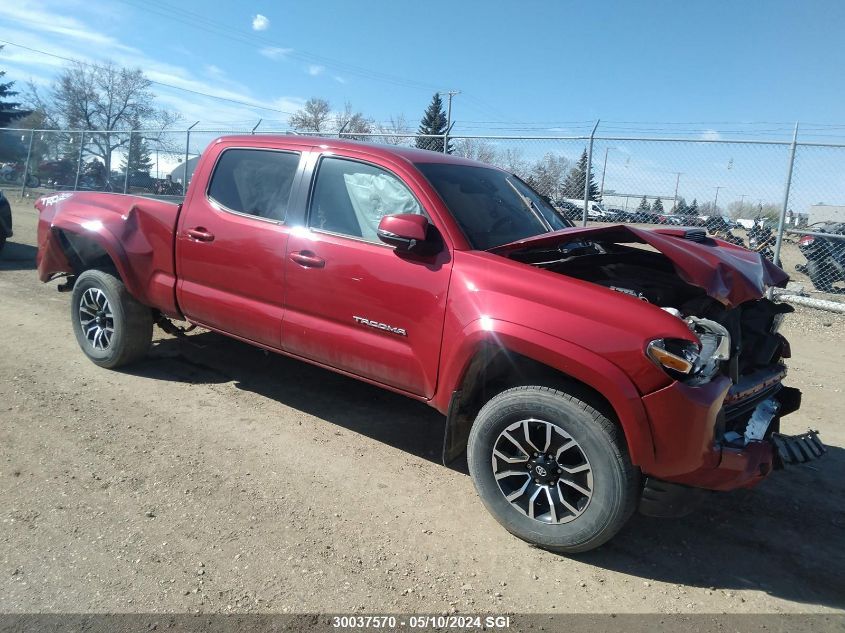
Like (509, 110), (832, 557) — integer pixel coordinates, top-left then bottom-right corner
(535, 465), (547, 477)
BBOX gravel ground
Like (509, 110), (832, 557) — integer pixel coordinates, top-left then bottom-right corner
(1, 196), (844, 615)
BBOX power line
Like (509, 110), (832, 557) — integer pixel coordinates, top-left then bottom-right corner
(114, 0), (443, 93)
(0, 39), (296, 115)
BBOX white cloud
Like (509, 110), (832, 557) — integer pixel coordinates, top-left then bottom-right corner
(204, 64), (225, 78)
(333, 75), (347, 84)
(259, 46), (292, 60)
(252, 14), (270, 31)
(0, 1), (306, 128)
(700, 129), (722, 141)
(307, 64), (325, 76)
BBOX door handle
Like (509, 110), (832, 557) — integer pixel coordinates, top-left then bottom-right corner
(289, 250), (325, 268)
(186, 227), (215, 242)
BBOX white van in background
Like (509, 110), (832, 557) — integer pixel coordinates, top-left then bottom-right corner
(560, 198), (616, 221)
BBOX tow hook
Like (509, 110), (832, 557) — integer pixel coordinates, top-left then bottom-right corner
(155, 315), (197, 338)
(57, 275), (76, 292)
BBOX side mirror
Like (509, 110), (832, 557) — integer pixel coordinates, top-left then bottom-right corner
(377, 214), (430, 250)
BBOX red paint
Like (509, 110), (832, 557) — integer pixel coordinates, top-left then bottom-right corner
(35, 135), (803, 494)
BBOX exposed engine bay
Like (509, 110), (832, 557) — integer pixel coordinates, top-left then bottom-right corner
(509, 238), (798, 452)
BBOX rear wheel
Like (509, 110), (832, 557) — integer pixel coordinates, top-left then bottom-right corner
(71, 269), (153, 368)
(467, 386), (639, 553)
(807, 259), (834, 293)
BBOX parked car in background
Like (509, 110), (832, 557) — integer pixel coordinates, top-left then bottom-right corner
(797, 223), (845, 293)
(553, 200), (584, 221)
(656, 214), (684, 225)
(0, 189), (11, 252)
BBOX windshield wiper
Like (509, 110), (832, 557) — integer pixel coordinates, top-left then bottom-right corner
(504, 178), (553, 232)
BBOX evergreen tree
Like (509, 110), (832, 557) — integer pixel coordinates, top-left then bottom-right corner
(636, 196), (650, 212)
(651, 197), (664, 213)
(688, 198), (699, 215)
(0, 45), (28, 127)
(674, 196), (689, 215)
(121, 132), (154, 180)
(561, 148), (599, 199)
(415, 93), (452, 153)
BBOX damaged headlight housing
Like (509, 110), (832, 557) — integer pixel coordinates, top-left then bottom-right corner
(647, 317), (731, 385)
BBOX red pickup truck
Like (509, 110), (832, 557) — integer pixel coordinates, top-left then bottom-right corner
(35, 136), (825, 552)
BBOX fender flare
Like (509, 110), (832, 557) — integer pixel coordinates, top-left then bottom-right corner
(437, 318), (656, 469)
(48, 218), (144, 302)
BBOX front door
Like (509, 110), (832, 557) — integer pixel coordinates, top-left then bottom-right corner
(176, 147), (303, 348)
(282, 155), (452, 397)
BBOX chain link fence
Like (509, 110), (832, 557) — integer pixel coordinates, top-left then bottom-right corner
(2, 124), (844, 310)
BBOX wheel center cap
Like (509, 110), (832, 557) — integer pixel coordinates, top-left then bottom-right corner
(528, 454), (557, 484)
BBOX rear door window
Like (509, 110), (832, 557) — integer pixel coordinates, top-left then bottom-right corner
(207, 149), (300, 222)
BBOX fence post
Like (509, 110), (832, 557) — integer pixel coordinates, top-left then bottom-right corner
(19, 130), (34, 198)
(184, 121), (199, 191)
(773, 122), (799, 267)
(73, 131), (85, 191)
(123, 131), (133, 194)
(583, 120), (600, 227)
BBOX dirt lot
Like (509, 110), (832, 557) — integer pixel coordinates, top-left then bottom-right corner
(1, 195), (844, 615)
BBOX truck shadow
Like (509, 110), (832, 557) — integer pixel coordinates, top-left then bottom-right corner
(577, 451), (845, 609)
(134, 330), (447, 465)
(0, 242), (37, 270)
(132, 330), (845, 610)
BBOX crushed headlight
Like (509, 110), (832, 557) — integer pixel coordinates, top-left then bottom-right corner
(648, 317), (731, 384)
(646, 338), (699, 376)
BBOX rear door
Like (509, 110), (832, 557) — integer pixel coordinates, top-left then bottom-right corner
(282, 153), (453, 397)
(176, 146), (304, 348)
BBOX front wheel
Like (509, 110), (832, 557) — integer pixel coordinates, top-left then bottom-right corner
(71, 268), (153, 368)
(467, 386), (639, 553)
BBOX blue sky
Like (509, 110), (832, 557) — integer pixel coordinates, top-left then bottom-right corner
(1, 0), (844, 213)
(1, 0), (844, 136)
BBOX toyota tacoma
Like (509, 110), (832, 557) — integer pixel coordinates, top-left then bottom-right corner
(34, 136), (825, 552)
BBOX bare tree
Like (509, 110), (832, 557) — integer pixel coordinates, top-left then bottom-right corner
(376, 115), (412, 146)
(528, 152), (571, 200)
(335, 102), (372, 140)
(289, 97), (331, 133)
(453, 137), (498, 164)
(27, 62), (178, 183)
(494, 147), (529, 180)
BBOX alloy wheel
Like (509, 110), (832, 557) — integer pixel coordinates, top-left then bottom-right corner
(78, 287), (115, 351)
(491, 418), (593, 524)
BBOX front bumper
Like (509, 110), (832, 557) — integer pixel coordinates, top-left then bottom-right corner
(640, 370), (823, 491)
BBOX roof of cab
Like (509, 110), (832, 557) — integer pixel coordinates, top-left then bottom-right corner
(215, 134), (493, 168)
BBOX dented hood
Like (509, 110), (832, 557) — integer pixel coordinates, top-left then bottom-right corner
(490, 224), (789, 309)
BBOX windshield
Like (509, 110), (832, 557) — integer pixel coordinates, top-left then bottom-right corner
(416, 163), (572, 250)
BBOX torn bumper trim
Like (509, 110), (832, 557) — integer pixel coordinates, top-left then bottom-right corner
(773, 430), (826, 465)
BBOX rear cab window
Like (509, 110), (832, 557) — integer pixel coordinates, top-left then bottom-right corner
(207, 148), (301, 222)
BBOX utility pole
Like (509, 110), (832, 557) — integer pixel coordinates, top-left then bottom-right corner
(714, 186), (724, 215)
(599, 147), (616, 201)
(672, 172), (682, 213)
(441, 90), (460, 154)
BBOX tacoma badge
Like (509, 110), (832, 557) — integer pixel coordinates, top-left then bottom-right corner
(353, 316), (407, 337)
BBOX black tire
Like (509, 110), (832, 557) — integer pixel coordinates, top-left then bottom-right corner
(807, 259), (834, 293)
(71, 268), (153, 368)
(467, 386), (639, 553)
(0, 233), (5, 253)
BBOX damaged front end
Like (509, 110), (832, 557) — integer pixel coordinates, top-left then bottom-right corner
(495, 225), (825, 510)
